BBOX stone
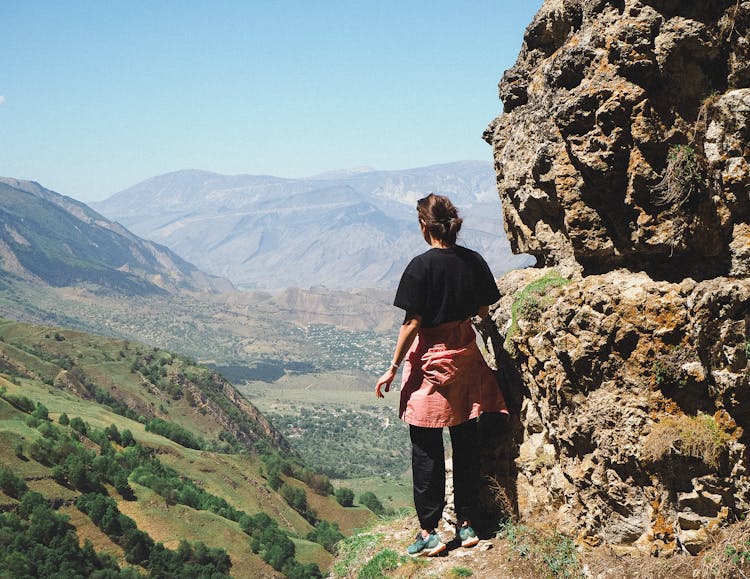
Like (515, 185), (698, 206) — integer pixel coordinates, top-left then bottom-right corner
(678, 528), (711, 555)
(484, 0), (750, 278)
(479, 0), (750, 557)
(676, 512), (705, 531)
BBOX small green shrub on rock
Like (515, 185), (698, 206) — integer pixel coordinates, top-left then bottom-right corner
(505, 271), (570, 354)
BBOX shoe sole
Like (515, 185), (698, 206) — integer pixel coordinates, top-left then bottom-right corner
(461, 536), (479, 548)
(410, 542), (446, 557)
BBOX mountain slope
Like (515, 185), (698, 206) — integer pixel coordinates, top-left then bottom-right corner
(0, 178), (232, 295)
(0, 317), (371, 576)
(93, 162), (533, 290)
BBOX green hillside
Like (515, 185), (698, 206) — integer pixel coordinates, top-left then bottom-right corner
(0, 317), (374, 578)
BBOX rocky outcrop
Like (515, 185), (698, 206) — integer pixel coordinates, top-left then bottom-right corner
(483, 0), (750, 279)
(482, 269), (749, 554)
(482, 0), (750, 557)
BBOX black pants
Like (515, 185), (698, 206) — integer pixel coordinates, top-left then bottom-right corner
(410, 418), (479, 530)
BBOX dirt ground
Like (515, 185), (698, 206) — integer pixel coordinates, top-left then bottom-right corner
(347, 515), (722, 579)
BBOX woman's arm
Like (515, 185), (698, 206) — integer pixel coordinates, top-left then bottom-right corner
(375, 313), (422, 398)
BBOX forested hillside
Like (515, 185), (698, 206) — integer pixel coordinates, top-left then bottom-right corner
(0, 318), (373, 577)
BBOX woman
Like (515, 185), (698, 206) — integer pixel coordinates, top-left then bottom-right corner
(375, 193), (508, 557)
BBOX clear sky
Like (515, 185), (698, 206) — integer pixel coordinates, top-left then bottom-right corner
(1, 1), (543, 202)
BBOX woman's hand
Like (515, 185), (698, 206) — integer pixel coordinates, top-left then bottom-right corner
(375, 367), (397, 398)
(375, 313), (421, 399)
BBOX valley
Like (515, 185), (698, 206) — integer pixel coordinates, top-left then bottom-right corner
(0, 163), (525, 577)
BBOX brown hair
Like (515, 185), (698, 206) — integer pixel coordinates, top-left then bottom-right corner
(417, 193), (463, 246)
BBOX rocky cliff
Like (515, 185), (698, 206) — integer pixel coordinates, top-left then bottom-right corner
(482, 0), (750, 556)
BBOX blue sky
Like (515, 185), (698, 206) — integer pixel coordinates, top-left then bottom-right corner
(1, 1), (542, 201)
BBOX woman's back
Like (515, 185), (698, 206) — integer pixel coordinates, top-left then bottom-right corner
(394, 245), (500, 328)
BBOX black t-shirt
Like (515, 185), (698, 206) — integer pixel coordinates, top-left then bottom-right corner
(393, 245), (501, 328)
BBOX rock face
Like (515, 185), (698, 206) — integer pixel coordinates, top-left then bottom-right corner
(481, 0), (750, 556)
(483, 0), (750, 279)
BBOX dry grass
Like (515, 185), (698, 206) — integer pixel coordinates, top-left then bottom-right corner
(642, 413), (729, 468)
(485, 475), (515, 522)
(696, 517), (750, 578)
(60, 505), (129, 566)
(584, 547), (697, 578)
(653, 144), (703, 208)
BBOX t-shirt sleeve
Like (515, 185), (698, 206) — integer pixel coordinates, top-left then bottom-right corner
(393, 257), (427, 314)
(475, 254), (501, 306)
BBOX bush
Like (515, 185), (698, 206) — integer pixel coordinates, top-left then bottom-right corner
(4, 393), (35, 413)
(70, 416), (87, 435)
(280, 484), (313, 520)
(307, 520), (344, 554)
(498, 521), (583, 579)
(145, 418), (204, 450)
(505, 271), (570, 354)
(653, 144), (703, 208)
(359, 491), (388, 516)
(335, 487), (355, 507)
(0, 467), (28, 498)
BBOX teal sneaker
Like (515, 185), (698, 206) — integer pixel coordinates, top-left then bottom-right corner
(458, 525), (479, 548)
(407, 530), (446, 557)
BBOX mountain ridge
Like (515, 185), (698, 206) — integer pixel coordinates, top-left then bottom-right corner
(0, 178), (233, 295)
(93, 161), (532, 290)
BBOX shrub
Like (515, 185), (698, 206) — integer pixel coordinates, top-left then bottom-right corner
(498, 521), (583, 578)
(70, 417), (87, 435)
(359, 491), (388, 516)
(335, 487), (355, 507)
(0, 467), (28, 498)
(4, 393), (35, 413)
(505, 271), (570, 354)
(307, 520), (344, 554)
(653, 144), (703, 208)
(642, 413), (729, 469)
(145, 418), (204, 449)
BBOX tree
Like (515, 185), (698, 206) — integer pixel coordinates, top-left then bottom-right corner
(104, 424), (121, 444)
(306, 520), (344, 553)
(359, 491), (386, 516)
(0, 467), (28, 498)
(58, 412), (70, 426)
(70, 417), (87, 435)
(31, 403), (49, 421)
(335, 487), (354, 507)
(120, 429), (135, 447)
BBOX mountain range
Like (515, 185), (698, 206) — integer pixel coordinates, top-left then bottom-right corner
(0, 177), (231, 295)
(92, 161), (532, 290)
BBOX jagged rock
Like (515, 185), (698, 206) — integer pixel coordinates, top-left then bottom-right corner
(480, 0), (750, 557)
(484, 0), (750, 278)
(678, 528), (711, 556)
(478, 270), (750, 551)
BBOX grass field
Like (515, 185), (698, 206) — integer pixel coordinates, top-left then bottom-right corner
(118, 482), (275, 577)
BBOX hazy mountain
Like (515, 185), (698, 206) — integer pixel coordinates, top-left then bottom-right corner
(0, 177), (232, 295)
(93, 161), (533, 290)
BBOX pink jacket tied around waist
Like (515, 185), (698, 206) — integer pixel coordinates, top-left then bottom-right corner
(399, 319), (508, 428)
